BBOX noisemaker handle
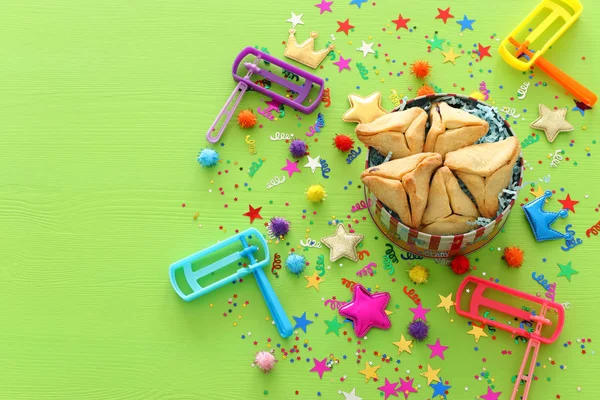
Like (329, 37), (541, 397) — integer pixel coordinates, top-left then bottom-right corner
(536, 56), (597, 107)
(253, 268), (293, 338)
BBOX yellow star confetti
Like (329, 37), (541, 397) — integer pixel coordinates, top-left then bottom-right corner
(530, 104), (574, 143)
(467, 325), (489, 343)
(392, 334), (413, 355)
(358, 362), (381, 383)
(441, 47), (461, 64)
(420, 364), (441, 385)
(305, 272), (323, 290)
(341, 92), (387, 124)
(437, 293), (455, 313)
(530, 185), (545, 199)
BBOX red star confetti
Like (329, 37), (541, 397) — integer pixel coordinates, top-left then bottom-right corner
(392, 14), (411, 30)
(477, 43), (492, 60)
(558, 194), (579, 213)
(337, 18), (355, 35)
(435, 7), (454, 24)
(243, 205), (263, 223)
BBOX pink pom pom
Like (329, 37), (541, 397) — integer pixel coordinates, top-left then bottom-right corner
(254, 351), (276, 372)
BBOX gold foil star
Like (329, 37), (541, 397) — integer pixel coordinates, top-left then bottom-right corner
(358, 362), (381, 383)
(342, 92), (387, 124)
(392, 334), (413, 355)
(320, 224), (364, 262)
(467, 325), (489, 343)
(305, 272), (323, 290)
(420, 364), (441, 385)
(437, 293), (455, 313)
(530, 104), (574, 143)
(441, 47), (461, 64)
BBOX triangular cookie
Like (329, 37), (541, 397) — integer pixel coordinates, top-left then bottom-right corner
(424, 102), (489, 157)
(420, 166), (480, 235)
(361, 153), (442, 228)
(355, 108), (428, 159)
(444, 137), (521, 218)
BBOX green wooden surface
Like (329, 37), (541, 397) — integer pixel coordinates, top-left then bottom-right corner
(1, 1), (599, 399)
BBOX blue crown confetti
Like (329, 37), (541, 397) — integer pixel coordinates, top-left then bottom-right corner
(522, 190), (571, 242)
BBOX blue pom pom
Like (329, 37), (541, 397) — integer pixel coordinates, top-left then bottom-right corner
(407, 319), (429, 341)
(286, 254), (306, 275)
(197, 148), (220, 167)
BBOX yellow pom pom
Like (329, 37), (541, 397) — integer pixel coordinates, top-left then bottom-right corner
(408, 265), (429, 284)
(306, 184), (326, 202)
(469, 91), (485, 101)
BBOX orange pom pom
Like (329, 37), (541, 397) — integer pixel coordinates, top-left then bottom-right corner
(417, 85), (436, 96)
(237, 109), (257, 128)
(410, 60), (432, 79)
(503, 246), (524, 268)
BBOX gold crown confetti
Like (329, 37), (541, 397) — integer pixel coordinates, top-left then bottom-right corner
(284, 29), (335, 69)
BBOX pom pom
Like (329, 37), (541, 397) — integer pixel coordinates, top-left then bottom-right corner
(408, 265), (429, 284)
(503, 246), (524, 268)
(306, 184), (326, 202)
(410, 60), (432, 79)
(450, 255), (471, 275)
(254, 351), (276, 372)
(417, 84), (436, 97)
(407, 319), (429, 342)
(286, 254), (306, 275)
(197, 148), (220, 167)
(269, 217), (290, 237)
(469, 91), (486, 101)
(289, 139), (308, 158)
(333, 134), (355, 152)
(237, 109), (257, 128)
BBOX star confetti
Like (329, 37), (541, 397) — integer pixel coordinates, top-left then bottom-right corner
(456, 15), (475, 31)
(281, 159), (301, 177)
(358, 362), (381, 383)
(398, 377), (417, 398)
(377, 378), (398, 400)
(409, 303), (431, 321)
(466, 325), (489, 343)
(435, 7), (454, 23)
(558, 194), (579, 213)
(310, 357), (331, 379)
(426, 35), (445, 51)
(392, 14), (411, 30)
(333, 55), (352, 72)
(286, 12), (304, 28)
(530, 104), (574, 143)
(441, 47), (461, 64)
(393, 334), (413, 355)
(321, 223), (364, 262)
(557, 261), (578, 282)
(427, 338), (449, 360)
(341, 388), (362, 400)
(337, 18), (355, 35)
(437, 293), (455, 313)
(305, 272), (323, 290)
(480, 386), (502, 400)
(430, 378), (451, 398)
(349, 0), (368, 8)
(324, 315), (345, 336)
(304, 155), (322, 173)
(421, 364), (441, 385)
(477, 43), (491, 60)
(315, 0), (333, 14)
(357, 40), (375, 58)
(242, 204), (263, 223)
(293, 312), (313, 333)
(572, 99), (592, 116)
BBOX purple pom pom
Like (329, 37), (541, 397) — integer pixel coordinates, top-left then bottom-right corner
(407, 319), (429, 342)
(269, 217), (290, 237)
(289, 139), (308, 158)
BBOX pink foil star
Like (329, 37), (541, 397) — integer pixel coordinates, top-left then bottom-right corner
(398, 377), (417, 399)
(281, 159), (301, 177)
(338, 284), (391, 338)
(409, 303), (431, 321)
(427, 338), (449, 360)
(480, 386), (502, 400)
(314, 0), (333, 14)
(377, 378), (399, 400)
(309, 357), (331, 379)
(333, 55), (352, 72)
